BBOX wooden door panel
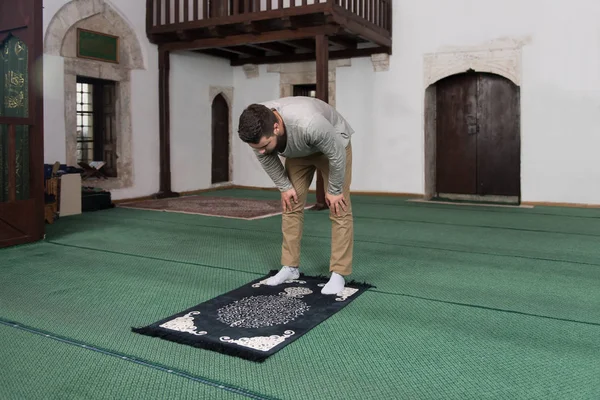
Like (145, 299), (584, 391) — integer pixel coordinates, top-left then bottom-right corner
(0, 198), (36, 243)
(211, 94), (229, 183)
(477, 74), (520, 196)
(0, 124), (30, 202)
(0, 0), (44, 248)
(436, 74), (478, 195)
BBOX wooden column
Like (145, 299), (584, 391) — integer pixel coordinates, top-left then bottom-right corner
(312, 34), (329, 210)
(155, 47), (179, 199)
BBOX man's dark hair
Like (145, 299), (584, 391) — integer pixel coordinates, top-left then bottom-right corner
(238, 104), (277, 144)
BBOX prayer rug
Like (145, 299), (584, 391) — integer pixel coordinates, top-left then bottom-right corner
(118, 196), (312, 220)
(132, 272), (374, 362)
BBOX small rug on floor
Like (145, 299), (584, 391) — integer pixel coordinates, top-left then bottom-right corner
(118, 196), (313, 220)
(132, 272), (374, 362)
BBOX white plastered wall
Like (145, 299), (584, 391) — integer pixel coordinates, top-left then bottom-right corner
(41, 0), (600, 204)
(232, 0), (600, 205)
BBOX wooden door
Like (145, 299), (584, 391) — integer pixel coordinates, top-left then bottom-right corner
(476, 74), (520, 196)
(436, 74), (478, 195)
(0, 0), (44, 248)
(211, 94), (229, 184)
(436, 72), (520, 198)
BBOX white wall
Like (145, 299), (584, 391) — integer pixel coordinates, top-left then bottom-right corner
(42, 0), (600, 204)
(42, 1), (69, 165)
(232, 65), (281, 189)
(232, 0), (600, 205)
(170, 51), (233, 193)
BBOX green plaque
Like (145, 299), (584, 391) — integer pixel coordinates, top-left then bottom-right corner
(77, 28), (119, 64)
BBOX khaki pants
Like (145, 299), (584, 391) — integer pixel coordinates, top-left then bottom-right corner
(281, 142), (353, 276)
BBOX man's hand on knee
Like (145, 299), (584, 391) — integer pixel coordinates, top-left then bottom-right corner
(325, 193), (347, 217)
(281, 188), (298, 212)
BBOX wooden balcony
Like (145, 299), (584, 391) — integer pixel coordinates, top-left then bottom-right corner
(146, 0), (392, 65)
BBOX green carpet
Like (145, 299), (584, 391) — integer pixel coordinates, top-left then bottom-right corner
(1, 188), (599, 399)
(0, 324), (248, 400)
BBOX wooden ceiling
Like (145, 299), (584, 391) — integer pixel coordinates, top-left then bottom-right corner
(146, 0), (392, 65)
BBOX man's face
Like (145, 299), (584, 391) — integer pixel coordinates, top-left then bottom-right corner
(249, 134), (277, 155)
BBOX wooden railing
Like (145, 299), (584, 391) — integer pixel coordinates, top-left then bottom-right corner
(148, 0), (327, 29)
(147, 0), (391, 36)
(334, 0), (391, 34)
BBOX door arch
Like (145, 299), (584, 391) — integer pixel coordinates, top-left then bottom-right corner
(211, 93), (230, 184)
(425, 71), (521, 203)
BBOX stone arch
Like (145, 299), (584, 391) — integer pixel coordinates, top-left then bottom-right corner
(44, 0), (144, 69)
(209, 87), (233, 110)
(423, 37), (528, 88)
(43, 0), (146, 190)
(425, 63), (520, 88)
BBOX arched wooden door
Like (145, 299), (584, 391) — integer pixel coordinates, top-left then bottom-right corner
(0, 0), (44, 248)
(436, 72), (520, 199)
(211, 94), (229, 184)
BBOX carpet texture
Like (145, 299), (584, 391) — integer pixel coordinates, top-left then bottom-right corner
(1, 189), (599, 400)
(118, 195), (292, 220)
(133, 271), (373, 362)
(0, 323), (249, 400)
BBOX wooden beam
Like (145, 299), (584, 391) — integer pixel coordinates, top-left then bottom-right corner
(207, 26), (227, 38)
(240, 21), (260, 34)
(155, 47), (178, 199)
(280, 17), (298, 30)
(222, 45), (265, 57)
(281, 38), (315, 50)
(316, 34), (329, 103)
(195, 49), (239, 60)
(176, 30), (191, 40)
(328, 35), (358, 49)
(162, 25), (341, 51)
(314, 34), (329, 210)
(230, 46), (388, 66)
(247, 42), (296, 54)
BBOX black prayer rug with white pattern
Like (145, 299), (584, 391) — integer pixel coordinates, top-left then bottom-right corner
(132, 271), (374, 362)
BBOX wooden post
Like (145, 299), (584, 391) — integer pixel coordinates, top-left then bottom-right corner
(210, 0), (229, 17)
(312, 34), (329, 210)
(155, 47), (178, 199)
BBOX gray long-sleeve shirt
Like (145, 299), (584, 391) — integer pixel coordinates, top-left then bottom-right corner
(255, 97), (354, 195)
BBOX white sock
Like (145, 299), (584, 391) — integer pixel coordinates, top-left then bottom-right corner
(321, 272), (345, 295)
(265, 266), (300, 286)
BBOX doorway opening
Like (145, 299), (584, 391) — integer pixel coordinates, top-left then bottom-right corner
(425, 72), (521, 204)
(293, 84), (317, 98)
(211, 93), (230, 184)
